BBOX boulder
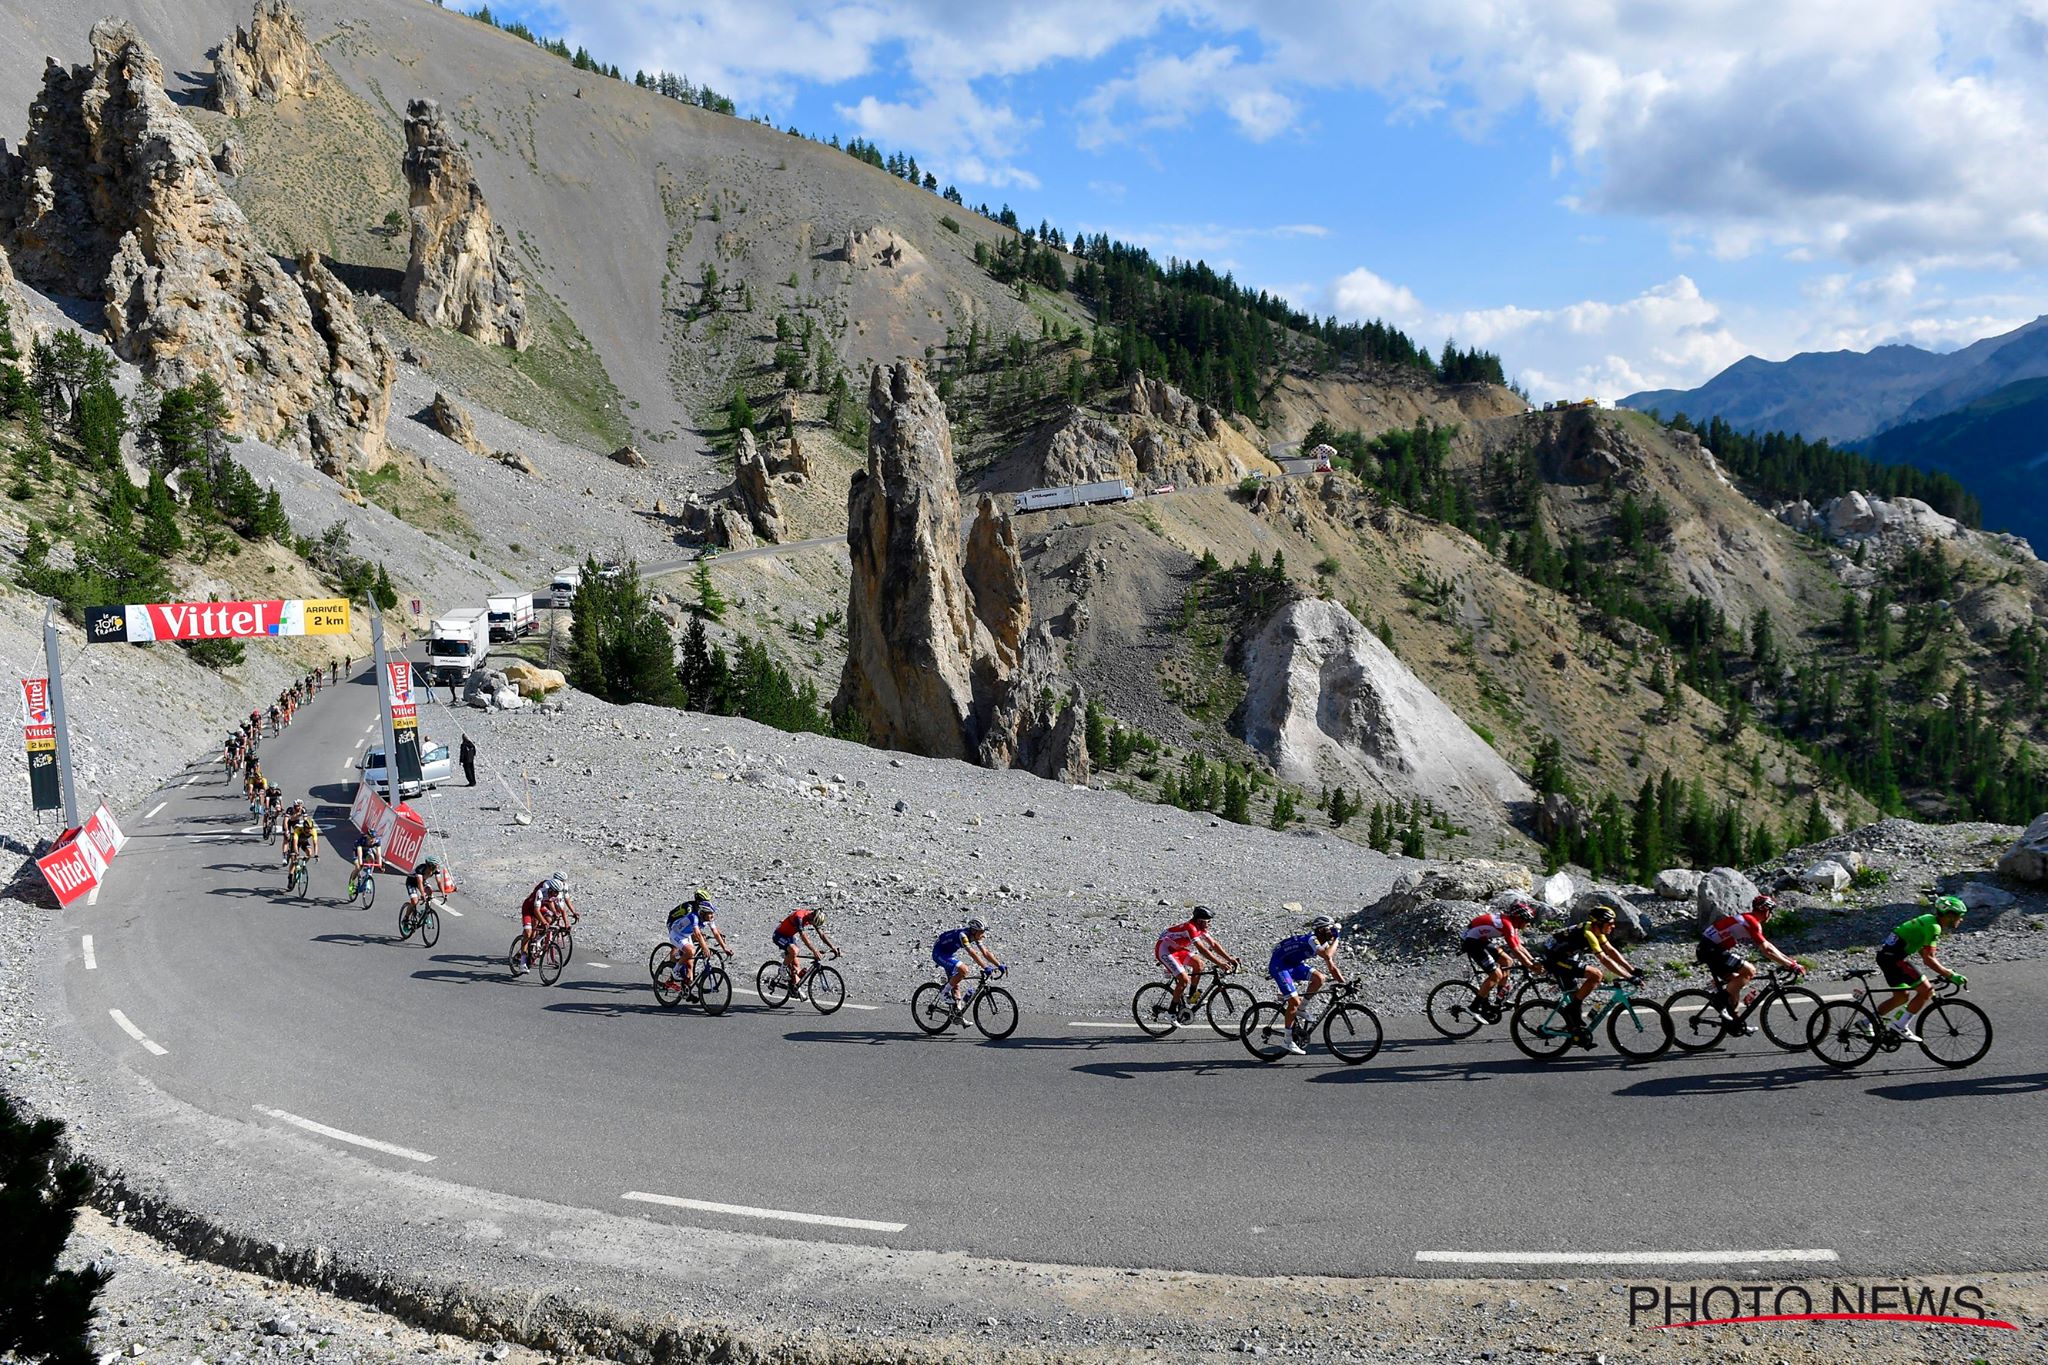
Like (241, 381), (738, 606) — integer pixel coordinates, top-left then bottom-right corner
(426, 390), (486, 455)
(1541, 871), (1576, 908)
(210, 0), (321, 118)
(212, 139), (245, 176)
(1369, 861), (1533, 920)
(400, 99), (529, 350)
(0, 22), (394, 473)
(1799, 860), (1852, 893)
(1822, 491), (1880, 539)
(608, 444), (648, 469)
(490, 449), (537, 476)
(1653, 868), (1701, 901)
(1957, 882), (2017, 912)
(1535, 792), (1586, 845)
(840, 226), (918, 270)
(1996, 813), (2048, 884)
(1233, 597), (1530, 820)
(502, 660), (565, 698)
(1696, 866), (1759, 923)
(1571, 886), (1646, 944)
(463, 668), (509, 706)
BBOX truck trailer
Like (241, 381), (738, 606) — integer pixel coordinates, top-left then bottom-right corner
(425, 606), (491, 688)
(486, 592), (536, 642)
(1012, 480), (1137, 514)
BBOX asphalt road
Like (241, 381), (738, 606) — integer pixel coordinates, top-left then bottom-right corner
(55, 672), (2048, 1280)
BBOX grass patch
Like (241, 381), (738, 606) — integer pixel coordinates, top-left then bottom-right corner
(354, 454), (478, 545)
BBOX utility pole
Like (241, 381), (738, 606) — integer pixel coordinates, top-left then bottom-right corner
(42, 602), (81, 829)
(370, 607), (402, 802)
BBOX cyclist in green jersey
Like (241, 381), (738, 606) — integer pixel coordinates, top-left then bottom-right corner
(1869, 896), (1966, 1042)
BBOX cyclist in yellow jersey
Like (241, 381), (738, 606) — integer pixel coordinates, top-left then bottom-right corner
(1539, 905), (1642, 1048)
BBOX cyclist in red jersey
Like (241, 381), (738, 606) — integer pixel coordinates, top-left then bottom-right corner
(1695, 894), (1804, 1035)
(772, 906), (839, 991)
(1460, 900), (1538, 1020)
(1155, 907), (1238, 1021)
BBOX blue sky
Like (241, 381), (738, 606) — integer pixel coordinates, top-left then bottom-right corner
(486, 0), (2048, 402)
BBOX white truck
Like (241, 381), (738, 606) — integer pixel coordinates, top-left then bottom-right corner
(486, 592), (536, 642)
(549, 567), (583, 606)
(1011, 480), (1138, 514)
(425, 606), (490, 688)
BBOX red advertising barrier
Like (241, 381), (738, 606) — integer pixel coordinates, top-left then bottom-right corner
(36, 803), (127, 906)
(348, 781), (428, 874)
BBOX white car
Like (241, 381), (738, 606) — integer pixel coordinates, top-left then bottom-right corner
(359, 740), (454, 797)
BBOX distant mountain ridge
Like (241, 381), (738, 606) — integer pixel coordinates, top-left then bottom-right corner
(1861, 377), (2048, 550)
(1620, 314), (2048, 445)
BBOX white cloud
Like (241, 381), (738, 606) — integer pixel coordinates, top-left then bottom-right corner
(838, 79), (1041, 188)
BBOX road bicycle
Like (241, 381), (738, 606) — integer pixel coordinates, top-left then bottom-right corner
(261, 807), (279, 843)
(510, 915), (576, 987)
(395, 890), (440, 948)
(284, 850), (311, 900)
(1240, 980), (1383, 1064)
(1424, 961), (1557, 1039)
(649, 943), (733, 1014)
(1131, 965), (1256, 1039)
(1509, 974), (1672, 1061)
(345, 862), (378, 908)
(756, 952), (845, 1014)
(911, 966), (1018, 1040)
(1665, 964), (1824, 1053)
(1808, 970), (1992, 1070)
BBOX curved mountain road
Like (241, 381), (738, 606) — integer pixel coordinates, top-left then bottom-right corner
(53, 672), (2048, 1281)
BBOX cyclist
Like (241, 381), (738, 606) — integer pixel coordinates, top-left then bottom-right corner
(933, 917), (1003, 1002)
(1540, 906), (1642, 1048)
(351, 823), (384, 880)
(404, 855), (446, 914)
(1696, 894), (1805, 1035)
(1264, 915), (1347, 1055)
(666, 892), (733, 994)
(260, 783), (284, 837)
(266, 702), (280, 733)
(512, 872), (577, 976)
(1155, 907), (1238, 1022)
(1868, 897), (1968, 1043)
(1461, 900), (1539, 1021)
(771, 905), (839, 993)
(283, 810), (319, 874)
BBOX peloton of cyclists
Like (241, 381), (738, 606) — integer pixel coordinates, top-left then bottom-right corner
(1695, 893), (1805, 1035)
(772, 905), (839, 991)
(512, 873), (577, 977)
(1461, 900), (1538, 1021)
(1867, 896), (1968, 1043)
(933, 918), (1003, 1001)
(1263, 915), (1348, 1055)
(1540, 905), (1643, 1048)
(1155, 906), (1238, 1023)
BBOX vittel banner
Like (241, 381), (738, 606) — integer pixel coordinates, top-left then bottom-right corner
(85, 598), (350, 644)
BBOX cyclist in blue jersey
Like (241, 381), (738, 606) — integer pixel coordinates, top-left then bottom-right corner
(934, 917), (1003, 1000)
(665, 890), (732, 988)
(1266, 915), (1346, 1055)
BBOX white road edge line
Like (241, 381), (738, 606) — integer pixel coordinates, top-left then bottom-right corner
(82, 934), (96, 970)
(108, 1008), (166, 1056)
(622, 1190), (905, 1233)
(1415, 1249), (1839, 1266)
(144, 801), (167, 820)
(1067, 1021), (1128, 1029)
(252, 1105), (436, 1163)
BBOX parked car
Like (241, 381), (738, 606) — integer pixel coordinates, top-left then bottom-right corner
(359, 740), (454, 797)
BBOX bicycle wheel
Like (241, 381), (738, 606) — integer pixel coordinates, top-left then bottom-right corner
(1206, 982), (1256, 1039)
(1239, 1003), (1295, 1062)
(698, 967), (732, 1016)
(1917, 999), (1992, 1069)
(755, 961), (793, 1008)
(292, 864), (309, 899)
(910, 983), (953, 1035)
(397, 903), (418, 942)
(1132, 982), (1179, 1037)
(1663, 989), (1727, 1052)
(508, 933), (529, 979)
(806, 965), (846, 1015)
(418, 908), (440, 949)
(555, 928), (574, 972)
(1424, 980), (1485, 1039)
(359, 875), (376, 909)
(1608, 999), (1673, 1060)
(538, 934), (568, 987)
(1323, 1002), (1383, 1065)
(651, 955), (684, 1008)
(1514, 974), (1560, 1007)
(1808, 1001), (1880, 1070)
(1759, 985), (1825, 1052)
(1509, 1000), (1574, 1061)
(974, 986), (1019, 1040)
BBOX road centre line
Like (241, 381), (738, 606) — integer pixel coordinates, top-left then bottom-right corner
(82, 935), (96, 969)
(622, 1190), (906, 1233)
(108, 1009), (167, 1056)
(144, 801), (167, 819)
(252, 1105), (436, 1163)
(1416, 1248), (1838, 1266)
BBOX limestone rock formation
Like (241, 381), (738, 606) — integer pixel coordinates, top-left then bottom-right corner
(0, 22), (392, 473)
(732, 430), (786, 543)
(772, 432), (810, 481)
(838, 362), (1085, 782)
(841, 226), (917, 270)
(211, 0), (321, 117)
(608, 444), (648, 469)
(400, 99), (529, 350)
(426, 390), (486, 455)
(1234, 597), (1529, 821)
(1027, 410), (1136, 486)
(0, 243), (23, 351)
(213, 139), (245, 176)
(1998, 813), (2048, 884)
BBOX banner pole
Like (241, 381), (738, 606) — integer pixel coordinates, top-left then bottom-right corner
(43, 601), (81, 829)
(370, 607), (402, 806)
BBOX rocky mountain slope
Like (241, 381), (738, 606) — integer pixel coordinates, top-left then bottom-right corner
(1860, 378), (2048, 550)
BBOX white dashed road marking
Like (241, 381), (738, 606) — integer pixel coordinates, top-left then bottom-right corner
(82, 935), (96, 969)
(109, 1009), (167, 1056)
(252, 1106), (436, 1163)
(622, 1190), (906, 1233)
(144, 801), (167, 819)
(1066, 1021), (1129, 1029)
(183, 773), (200, 786)
(734, 983), (879, 1010)
(1415, 1248), (1838, 1267)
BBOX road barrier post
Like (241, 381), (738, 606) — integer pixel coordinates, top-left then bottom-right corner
(42, 602), (81, 829)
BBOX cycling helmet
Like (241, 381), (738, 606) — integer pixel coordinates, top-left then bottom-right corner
(416, 855), (439, 872)
(1506, 899), (1535, 924)
(965, 916), (987, 933)
(1750, 894), (1777, 919)
(696, 901), (718, 917)
(1190, 906), (1214, 923)
(1309, 914), (1340, 938)
(551, 872), (571, 892)
(808, 908), (828, 927)
(1933, 894), (1967, 919)
(1587, 905), (1617, 925)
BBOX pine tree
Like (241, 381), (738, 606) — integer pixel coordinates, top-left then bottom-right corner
(569, 559), (683, 706)
(691, 560), (727, 621)
(0, 1096), (109, 1365)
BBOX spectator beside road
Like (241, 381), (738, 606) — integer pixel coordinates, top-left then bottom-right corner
(460, 734), (477, 787)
